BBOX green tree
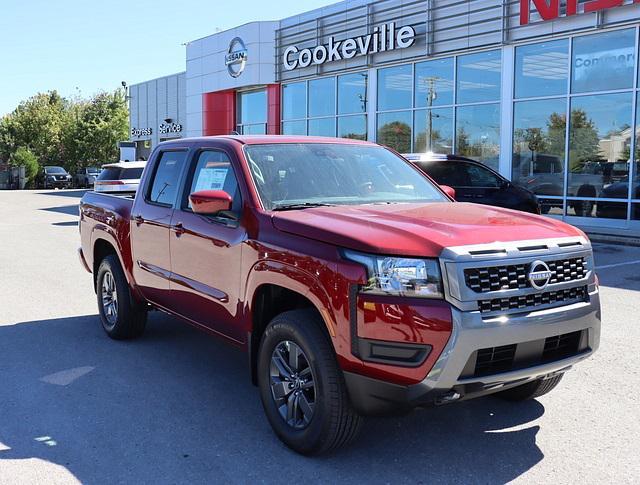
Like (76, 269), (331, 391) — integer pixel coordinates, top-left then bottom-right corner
(64, 90), (129, 171)
(9, 147), (39, 184)
(566, 109), (600, 171)
(545, 112), (567, 159)
(0, 89), (128, 175)
(0, 91), (71, 166)
(377, 121), (412, 153)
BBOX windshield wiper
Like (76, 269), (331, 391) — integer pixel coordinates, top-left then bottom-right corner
(272, 202), (336, 212)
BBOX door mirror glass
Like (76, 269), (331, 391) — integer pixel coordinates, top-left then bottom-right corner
(440, 185), (456, 200)
(189, 190), (233, 216)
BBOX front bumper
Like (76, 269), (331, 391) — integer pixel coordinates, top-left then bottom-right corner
(344, 289), (600, 415)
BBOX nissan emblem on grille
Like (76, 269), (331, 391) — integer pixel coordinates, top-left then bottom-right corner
(528, 260), (554, 290)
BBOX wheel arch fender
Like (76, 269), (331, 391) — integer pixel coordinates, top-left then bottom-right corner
(90, 228), (138, 297)
(244, 260), (339, 385)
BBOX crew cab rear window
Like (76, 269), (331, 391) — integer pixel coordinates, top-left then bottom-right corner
(148, 151), (188, 206)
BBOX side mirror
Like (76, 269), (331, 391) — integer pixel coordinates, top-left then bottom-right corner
(189, 190), (232, 216)
(440, 185), (456, 200)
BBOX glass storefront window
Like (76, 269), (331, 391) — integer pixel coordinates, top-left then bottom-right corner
(338, 115), (367, 141)
(457, 50), (501, 104)
(378, 65), (413, 111)
(338, 73), (368, 114)
(413, 108), (453, 154)
(568, 93), (633, 198)
(308, 117), (336, 137)
(538, 198), (564, 216)
(456, 104), (500, 170)
(237, 90), (266, 122)
(633, 99), (640, 201)
(377, 111), (412, 153)
(571, 29), (636, 94)
(282, 120), (306, 135)
(515, 40), (569, 99)
(512, 98), (567, 197)
(566, 199), (628, 219)
(415, 58), (454, 108)
(309, 78), (336, 118)
(282, 82), (306, 120)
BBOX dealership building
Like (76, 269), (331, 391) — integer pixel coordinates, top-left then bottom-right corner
(128, 0), (640, 236)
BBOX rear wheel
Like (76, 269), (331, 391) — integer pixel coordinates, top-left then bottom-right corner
(496, 374), (564, 401)
(96, 255), (147, 340)
(257, 309), (363, 455)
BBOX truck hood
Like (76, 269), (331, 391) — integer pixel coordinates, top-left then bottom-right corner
(271, 202), (584, 257)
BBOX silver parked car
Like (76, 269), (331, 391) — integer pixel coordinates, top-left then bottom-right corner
(74, 167), (101, 188)
(94, 161), (146, 193)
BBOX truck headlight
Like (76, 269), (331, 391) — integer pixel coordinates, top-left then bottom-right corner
(342, 250), (443, 299)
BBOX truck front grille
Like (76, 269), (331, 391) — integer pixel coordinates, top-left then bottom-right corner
(474, 344), (517, 376)
(465, 257), (587, 293)
(470, 330), (586, 378)
(478, 285), (588, 314)
(543, 331), (582, 362)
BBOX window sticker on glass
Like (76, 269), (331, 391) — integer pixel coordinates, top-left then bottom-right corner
(194, 164), (229, 192)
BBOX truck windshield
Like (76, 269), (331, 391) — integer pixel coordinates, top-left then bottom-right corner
(244, 143), (447, 210)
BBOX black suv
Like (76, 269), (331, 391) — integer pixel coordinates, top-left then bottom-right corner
(405, 154), (541, 215)
(39, 166), (72, 189)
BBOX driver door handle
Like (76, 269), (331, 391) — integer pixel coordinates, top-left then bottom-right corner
(133, 214), (144, 225)
(172, 222), (185, 237)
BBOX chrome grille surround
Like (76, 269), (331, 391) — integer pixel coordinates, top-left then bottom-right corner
(440, 237), (595, 317)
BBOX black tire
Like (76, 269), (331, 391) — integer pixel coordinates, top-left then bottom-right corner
(257, 309), (363, 455)
(96, 254), (147, 340)
(496, 374), (564, 401)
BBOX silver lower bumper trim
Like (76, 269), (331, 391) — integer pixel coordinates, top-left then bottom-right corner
(408, 290), (601, 399)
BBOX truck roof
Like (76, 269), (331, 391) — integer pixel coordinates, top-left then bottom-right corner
(158, 135), (376, 147)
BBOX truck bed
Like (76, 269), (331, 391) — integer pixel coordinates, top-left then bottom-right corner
(79, 190), (135, 277)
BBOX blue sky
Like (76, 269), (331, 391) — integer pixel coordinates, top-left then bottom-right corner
(0, 0), (331, 116)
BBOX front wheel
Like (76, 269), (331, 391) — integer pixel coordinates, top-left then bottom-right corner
(496, 374), (564, 401)
(257, 309), (363, 455)
(96, 254), (147, 340)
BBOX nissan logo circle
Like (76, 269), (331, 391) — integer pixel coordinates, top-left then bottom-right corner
(225, 37), (248, 78)
(528, 260), (554, 291)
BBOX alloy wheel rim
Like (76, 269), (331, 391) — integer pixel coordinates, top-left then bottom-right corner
(269, 341), (316, 429)
(101, 271), (118, 327)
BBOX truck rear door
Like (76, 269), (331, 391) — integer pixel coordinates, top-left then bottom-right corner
(168, 148), (246, 343)
(130, 149), (189, 305)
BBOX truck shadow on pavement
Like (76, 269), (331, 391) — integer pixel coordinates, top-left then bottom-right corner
(0, 312), (545, 484)
(40, 205), (79, 217)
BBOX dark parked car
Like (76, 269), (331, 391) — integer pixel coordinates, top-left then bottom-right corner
(39, 166), (72, 189)
(404, 154), (541, 214)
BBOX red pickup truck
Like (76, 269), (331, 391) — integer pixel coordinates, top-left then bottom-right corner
(79, 136), (601, 455)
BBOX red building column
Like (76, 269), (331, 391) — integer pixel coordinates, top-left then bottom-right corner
(266, 84), (281, 135)
(203, 90), (236, 136)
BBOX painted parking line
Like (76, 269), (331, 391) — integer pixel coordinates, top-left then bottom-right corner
(595, 260), (640, 270)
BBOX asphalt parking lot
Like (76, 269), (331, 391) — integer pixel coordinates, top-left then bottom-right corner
(1, 190), (639, 484)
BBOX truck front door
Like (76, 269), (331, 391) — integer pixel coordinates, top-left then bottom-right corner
(168, 148), (246, 343)
(130, 149), (189, 306)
